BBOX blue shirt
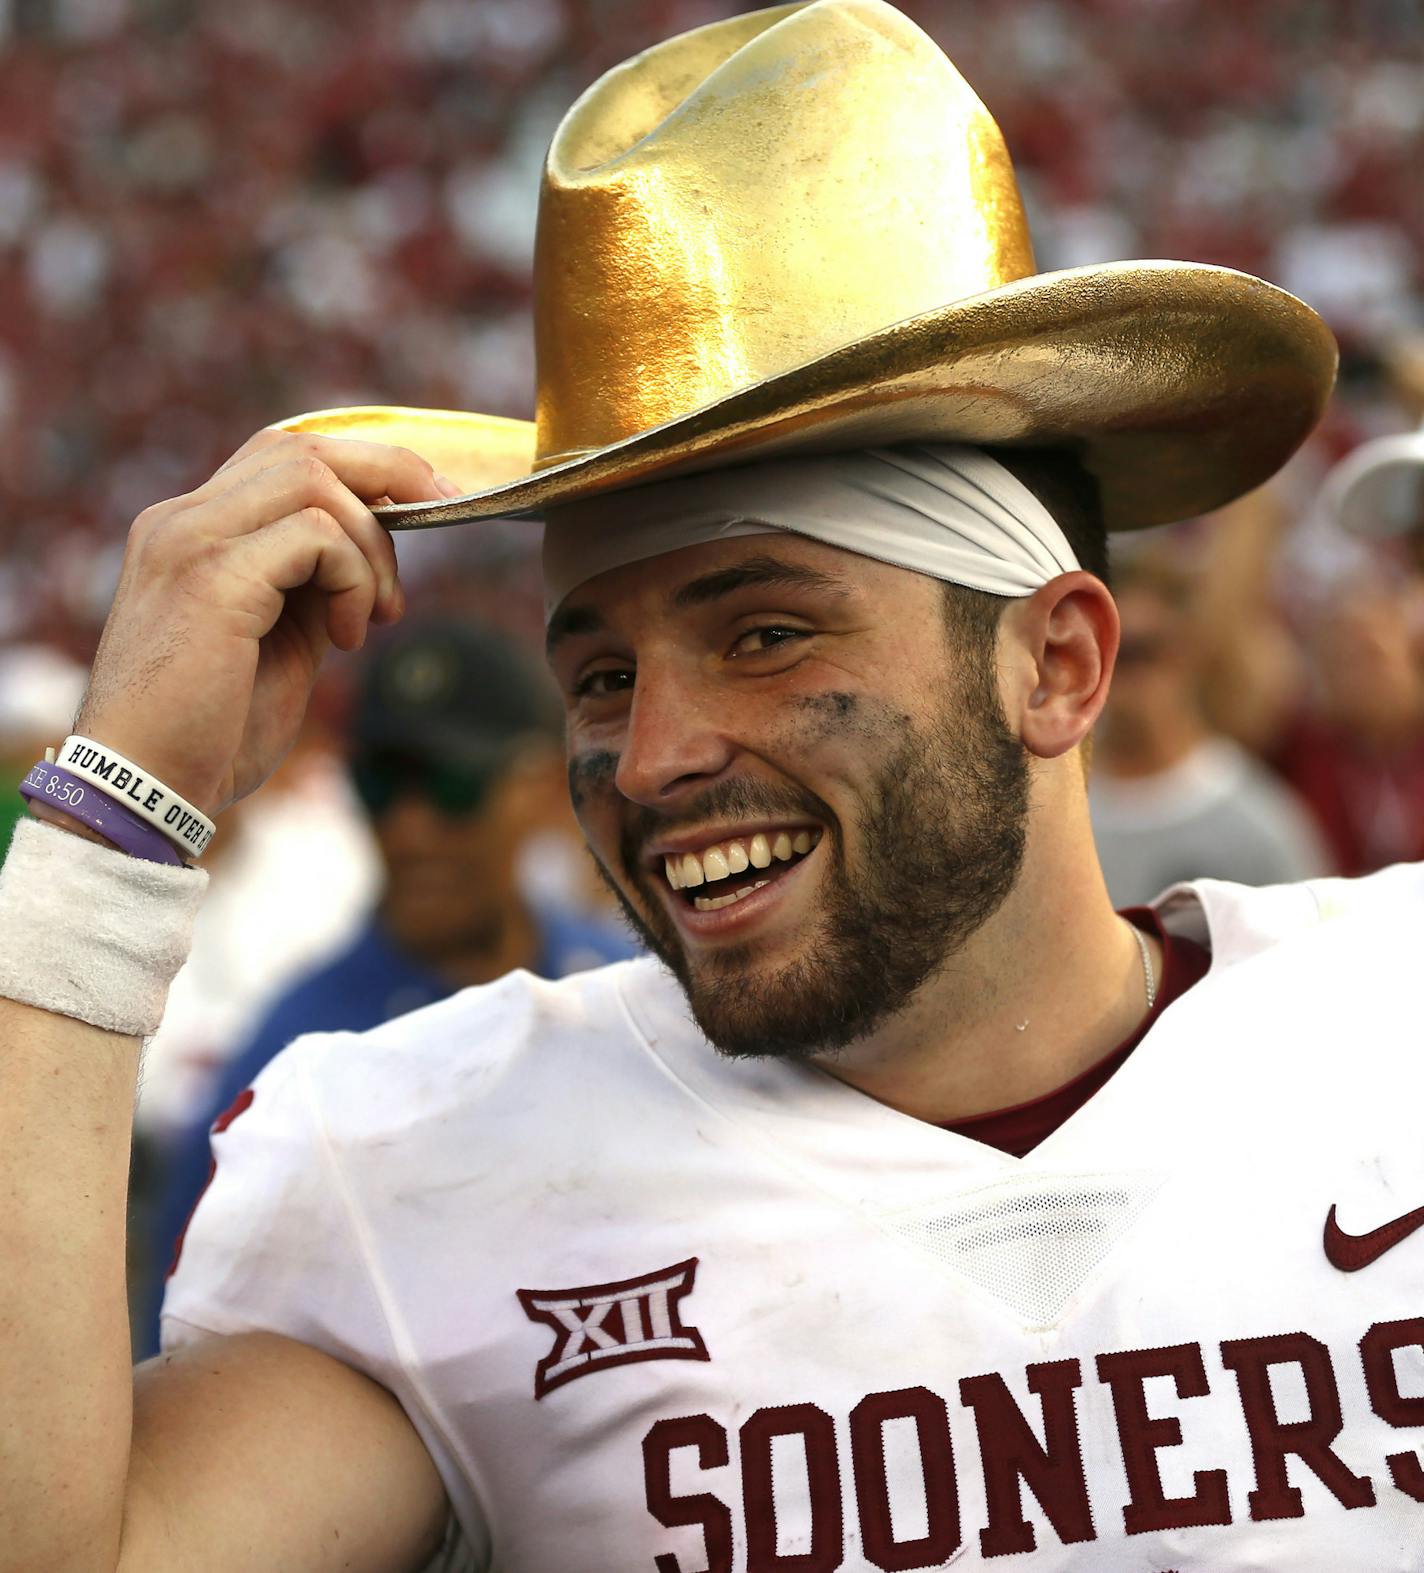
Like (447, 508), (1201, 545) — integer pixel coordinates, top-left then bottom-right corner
(143, 906), (635, 1355)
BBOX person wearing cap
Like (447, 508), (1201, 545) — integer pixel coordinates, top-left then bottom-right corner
(139, 616), (635, 1356)
(1258, 419), (1424, 875)
(0, 4), (1419, 1571)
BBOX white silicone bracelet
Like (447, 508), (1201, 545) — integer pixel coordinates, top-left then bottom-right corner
(55, 735), (216, 858)
(0, 818), (208, 1037)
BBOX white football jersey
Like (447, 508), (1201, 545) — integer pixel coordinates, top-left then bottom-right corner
(163, 866), (1424, 1570)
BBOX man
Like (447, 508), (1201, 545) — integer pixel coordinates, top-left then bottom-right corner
(141, 616), (633, 1354)
(1272, 576), (1424, 874)
(1088, 550), (1331, 905)
(198, 614), (629, 1049)
(0, 5), (1414, 1572)
(1267, 419), (1424, 873)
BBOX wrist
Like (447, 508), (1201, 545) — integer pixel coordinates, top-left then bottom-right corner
(25, 798), (118, 851)
(20, 755), (192, 866)
(72, 715), (222, 821)
(44, 737), (215, 860)
(0, 818), (208, 1037)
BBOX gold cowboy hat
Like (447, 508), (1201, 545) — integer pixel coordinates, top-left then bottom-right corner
(277, 0), (1337, 534)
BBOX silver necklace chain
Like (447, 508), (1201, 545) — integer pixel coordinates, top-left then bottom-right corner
(1128, 921), (1156, 1013)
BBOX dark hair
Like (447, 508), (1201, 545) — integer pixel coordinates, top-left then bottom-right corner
(940, 447), (1109, 657)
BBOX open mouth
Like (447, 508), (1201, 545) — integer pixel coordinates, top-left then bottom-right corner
(660, 828), (823, 912)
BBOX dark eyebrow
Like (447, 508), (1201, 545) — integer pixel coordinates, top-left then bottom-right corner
(545, 553), (850, 656)
(672, 554), (852, 609)
(545, 602), (606, 657)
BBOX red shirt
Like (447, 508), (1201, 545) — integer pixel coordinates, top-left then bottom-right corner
(943, 908), (1211, 1158)
(1272, 713), (1424, 877)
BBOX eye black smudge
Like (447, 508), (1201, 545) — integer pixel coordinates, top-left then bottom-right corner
(791, 690), (909, 745)
(567, 750), (619, 809)
(799, 690), (857, 721)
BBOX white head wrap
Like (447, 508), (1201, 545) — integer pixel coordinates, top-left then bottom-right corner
(541, 443), (1082, 612)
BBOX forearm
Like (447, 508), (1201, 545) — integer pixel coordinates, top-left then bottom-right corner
(0, 809), (207, 1573)
(0, 426), (426, 1570)
(0, 992), (139, 1573)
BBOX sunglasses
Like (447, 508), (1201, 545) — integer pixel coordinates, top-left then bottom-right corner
(350, 750), (496, 819)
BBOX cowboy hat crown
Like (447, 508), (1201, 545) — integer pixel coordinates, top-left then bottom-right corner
(534, 0), (1033, 463)
(279, 0), (1337, 532)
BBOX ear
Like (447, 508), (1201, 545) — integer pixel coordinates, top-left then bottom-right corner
(1000, 572), (1119, 760)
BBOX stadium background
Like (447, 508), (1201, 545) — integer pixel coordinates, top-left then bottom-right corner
(2, 0), (1424, 1339)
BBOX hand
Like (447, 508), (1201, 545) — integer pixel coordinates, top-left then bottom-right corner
(74, 429), (460, 819)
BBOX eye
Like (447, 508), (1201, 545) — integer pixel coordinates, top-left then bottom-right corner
(572, 665), (634, 700)
(729, 625), (810, 657)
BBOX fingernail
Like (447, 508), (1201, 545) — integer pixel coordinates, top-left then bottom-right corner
(435, 473), (464, 499)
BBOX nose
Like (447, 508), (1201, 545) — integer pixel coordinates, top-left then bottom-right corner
(614, 660), (736, 808)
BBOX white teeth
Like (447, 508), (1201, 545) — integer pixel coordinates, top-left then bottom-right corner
(664, 829), (821, 892)
(693, 879), (770, 912)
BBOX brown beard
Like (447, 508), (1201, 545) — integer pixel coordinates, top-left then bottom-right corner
(591, 675), (1029, 1061)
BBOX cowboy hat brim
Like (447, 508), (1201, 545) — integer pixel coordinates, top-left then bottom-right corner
(277, 258), (1336, 535)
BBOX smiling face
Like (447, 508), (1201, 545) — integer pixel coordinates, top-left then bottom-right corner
(547, 534), (1031, 1060)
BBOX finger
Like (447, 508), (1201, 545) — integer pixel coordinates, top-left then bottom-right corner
(370, 571), (407, 627)
(303, 432), (465, 503)
(278, 581), (338, 673)
(215, 426), (289, 476)
(285, 511), (379, 654)
(215, 430), (460, 506)
(236, 507), (380, 654)
(185, 451), (403, 618)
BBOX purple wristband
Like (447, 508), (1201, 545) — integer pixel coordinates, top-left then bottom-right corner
(19, 760), (185, 866)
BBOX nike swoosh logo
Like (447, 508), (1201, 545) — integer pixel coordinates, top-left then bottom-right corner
(1323, 1202), (1424, 1272)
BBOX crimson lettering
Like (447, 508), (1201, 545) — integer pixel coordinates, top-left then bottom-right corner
(958, 1358), (1095, 1556)
(518, 1259), (707, 1397)
(741, 1404), (842, 1573)
(636, 1318), (1424, 1564)
(849, 1388), (961, 1570)
(1096, 1343), (1231, 1534)
(1219, 1332), (1375, 1519)
(644, 1415), (734, 1573)
(1360, 1317), (1424, 1503)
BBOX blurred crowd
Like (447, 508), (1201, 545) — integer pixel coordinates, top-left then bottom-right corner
(1, 0), (1424, 1344)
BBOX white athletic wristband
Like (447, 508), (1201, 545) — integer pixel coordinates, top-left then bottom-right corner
(55, 734), (216, 858)
(0, 818), (208, 1037)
